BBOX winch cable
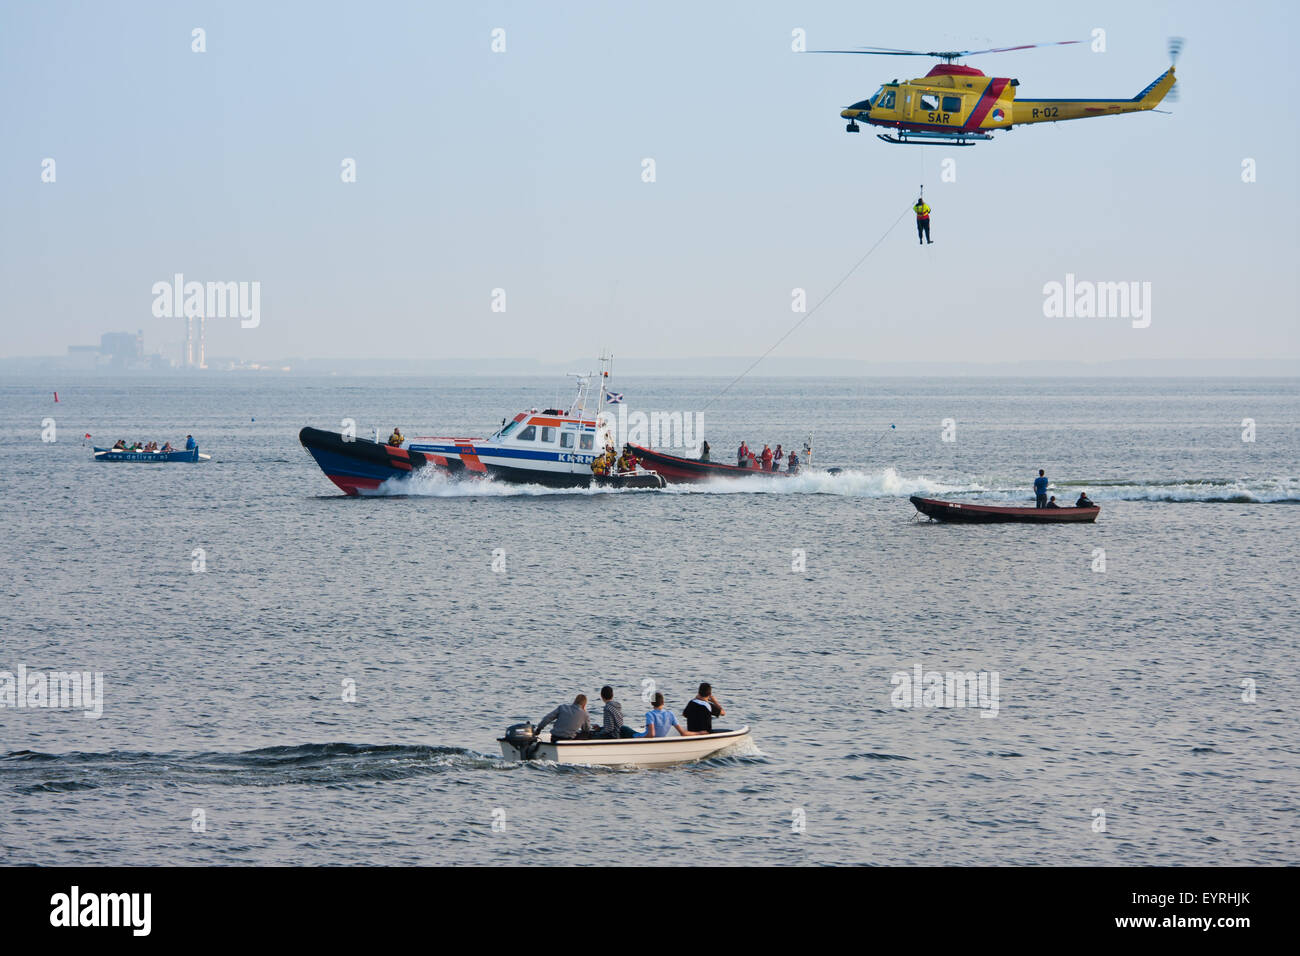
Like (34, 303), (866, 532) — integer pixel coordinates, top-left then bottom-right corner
(701, 205), (910, 412)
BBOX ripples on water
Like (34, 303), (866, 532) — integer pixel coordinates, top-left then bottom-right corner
(1, 377), (1297, 865)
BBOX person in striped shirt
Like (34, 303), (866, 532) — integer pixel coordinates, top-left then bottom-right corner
(598, 685), (634, 738)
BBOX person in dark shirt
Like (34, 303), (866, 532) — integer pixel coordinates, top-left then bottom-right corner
(1044, 495), (1060, 508)
(683, 682), (725, 733)
(1075, 492), (1096, 508)
(700, 441), (710, 462)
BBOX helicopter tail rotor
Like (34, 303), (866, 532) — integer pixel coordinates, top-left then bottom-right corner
(1167, 37), (1184, 102)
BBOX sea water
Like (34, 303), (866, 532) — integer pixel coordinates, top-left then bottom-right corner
(1, 375), (1296, 865)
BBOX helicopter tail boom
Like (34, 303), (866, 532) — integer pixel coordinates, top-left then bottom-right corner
(1011, 66), (1176, 126)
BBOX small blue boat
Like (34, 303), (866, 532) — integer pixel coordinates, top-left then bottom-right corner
(93, 446), (210, 463)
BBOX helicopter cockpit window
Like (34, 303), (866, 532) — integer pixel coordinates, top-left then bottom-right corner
(942, 95), (962, 113)
(876, 89), (895, 109)
(920, 93), (940, 111)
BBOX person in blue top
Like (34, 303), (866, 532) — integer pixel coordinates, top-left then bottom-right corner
(1033, 469), (1049, 508)
(185, 435), (197, 451)
(635, 692), (704, 738)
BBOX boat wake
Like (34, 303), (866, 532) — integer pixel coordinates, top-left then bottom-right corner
(365, 466), (1300, 504)
(371, 468), (650, 498)
(950, 476), (1300, 505)
(3, 740), (769, 791)
(3, 743), (507, 792)
(664, 467), (964, 498)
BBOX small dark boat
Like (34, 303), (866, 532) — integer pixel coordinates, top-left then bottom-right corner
(93, 446), (209, 463)
(910, 495), (1099, 523)
(625, 443), (809, 483)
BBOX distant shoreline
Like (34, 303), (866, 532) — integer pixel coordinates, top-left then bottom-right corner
(2, 356), (1297, 379)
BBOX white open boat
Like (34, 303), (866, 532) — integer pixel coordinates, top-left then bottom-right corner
(498, 724), (753, 767)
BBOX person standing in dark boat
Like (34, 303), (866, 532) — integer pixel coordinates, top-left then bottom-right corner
(737, 441), (749, 467)
(761, 444), (773, 471)
(683, 683), (725, 734)
(772, 444), (783, 472)
(185, 435), (197, 451)
(1075, 491), (1096, 508)
(1034, 469), (1049, 508)
(700, 441), (710, 462)
(787, 450), (799, 473)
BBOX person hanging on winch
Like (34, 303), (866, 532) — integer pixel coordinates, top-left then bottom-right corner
(913, 196), (932, 245)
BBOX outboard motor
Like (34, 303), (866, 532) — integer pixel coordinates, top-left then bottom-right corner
(504, 722), (540, 760)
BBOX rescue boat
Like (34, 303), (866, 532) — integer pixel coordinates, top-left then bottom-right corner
(299, 359), (666, 495)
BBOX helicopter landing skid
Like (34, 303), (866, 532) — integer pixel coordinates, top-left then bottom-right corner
(876, 130), (993, 146)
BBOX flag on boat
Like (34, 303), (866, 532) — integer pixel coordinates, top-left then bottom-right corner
(603, 388), (623, 404)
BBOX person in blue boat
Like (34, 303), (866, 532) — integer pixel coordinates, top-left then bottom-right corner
(185, 435), (197, 451)
(1034, 469), (1049, 508)
(636, 692), (704, 738)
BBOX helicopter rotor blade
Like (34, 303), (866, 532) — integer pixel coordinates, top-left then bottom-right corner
(812, 40), (1083, 59)
(945, 40), (1083, 57)
(809, 49), (935, 56)
(1168, 36), (1185, 64)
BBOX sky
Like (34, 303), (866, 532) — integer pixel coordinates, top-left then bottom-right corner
(1, 0), (1297, 367)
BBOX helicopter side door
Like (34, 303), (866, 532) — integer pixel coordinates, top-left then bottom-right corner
(915, 91), (965, 127)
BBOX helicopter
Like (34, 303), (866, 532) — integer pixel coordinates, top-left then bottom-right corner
(816, 39), (1182, 145)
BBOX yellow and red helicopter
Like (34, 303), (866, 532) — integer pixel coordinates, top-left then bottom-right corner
(817, 39), (1181, 145)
